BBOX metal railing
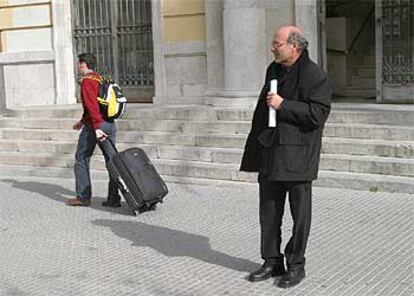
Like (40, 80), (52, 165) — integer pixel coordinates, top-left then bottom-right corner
(382, 0), (414, 85)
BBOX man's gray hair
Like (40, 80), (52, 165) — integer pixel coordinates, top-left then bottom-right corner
(287, 31), (309, 52)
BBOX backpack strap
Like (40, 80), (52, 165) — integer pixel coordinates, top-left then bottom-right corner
(84, 75), (103, 84)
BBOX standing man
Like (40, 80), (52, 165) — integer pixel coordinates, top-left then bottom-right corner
(240, 26), (332, 288)
(67, 53), (121, 208)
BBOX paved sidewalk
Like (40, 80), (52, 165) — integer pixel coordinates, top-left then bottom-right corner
(0, 177), (412, 296)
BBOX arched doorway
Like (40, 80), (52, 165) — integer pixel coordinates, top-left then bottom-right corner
(71, 0), (154, 103)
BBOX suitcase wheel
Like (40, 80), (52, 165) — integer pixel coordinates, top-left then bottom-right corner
(137, 203), (157, 214)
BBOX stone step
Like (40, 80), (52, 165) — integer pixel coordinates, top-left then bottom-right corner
(323, 123), (414, 141)
(0, 151), (412, 179)
(5, 104), (217, 121)
(5, 103), (414, 124)
(0, 164), (412, 194)
(1, 121), (412, 143)
(165, 172), (414, 194)
(320, 154), (414, 177)
(2, 108), (414, 128)
(167, 171), (414, 194)
(321, 138), (414, 158)
(204, 97), (258, 109)
(327, 110), (414, 126)
(5, 105), (82, 119)
(0, 137), (412, 160)
(117, 120), (251, 134)
(0, 139), (158, 156)
(315, 170), (414, 194)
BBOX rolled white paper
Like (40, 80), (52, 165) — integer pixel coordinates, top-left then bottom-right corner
(268, 79), (277, 127)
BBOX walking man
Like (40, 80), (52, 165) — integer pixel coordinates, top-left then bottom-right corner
(240, 26), (332, 288)
(67, 53), (121, 208)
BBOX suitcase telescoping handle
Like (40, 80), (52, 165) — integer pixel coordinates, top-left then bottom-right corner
(105, 136), (118, 153)
(101, 136), (118, 159)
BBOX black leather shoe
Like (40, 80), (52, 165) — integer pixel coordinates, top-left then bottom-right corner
(272, 263), (286, 277)
(277, 268), (305, 288)
(248, 262), (285, 282)
(102, 200), (122, 208)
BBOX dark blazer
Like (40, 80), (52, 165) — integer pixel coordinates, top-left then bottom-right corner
(240, 50), (332, 181)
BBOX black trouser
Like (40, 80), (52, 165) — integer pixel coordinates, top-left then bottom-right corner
(259, 179), (312, 270)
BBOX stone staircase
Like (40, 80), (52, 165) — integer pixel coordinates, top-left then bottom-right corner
(0, 102), (413, 193)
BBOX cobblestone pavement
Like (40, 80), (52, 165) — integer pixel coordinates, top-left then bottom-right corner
(0, 177), (412, 296)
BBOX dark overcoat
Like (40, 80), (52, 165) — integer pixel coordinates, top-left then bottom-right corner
(240, 50), (332, 181)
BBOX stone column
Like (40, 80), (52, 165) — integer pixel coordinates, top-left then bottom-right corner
(51, 0), (76, 104)
(223, 0), (266, 94)
(205, 0), (224, 91)
(0, 65), (6, 113)
(295, 0), (319, 64)
(151, 0), (166, 100)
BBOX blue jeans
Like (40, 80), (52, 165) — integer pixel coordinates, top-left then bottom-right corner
(74, 121), (120, 202)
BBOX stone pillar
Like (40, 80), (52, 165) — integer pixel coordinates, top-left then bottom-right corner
(51, 0), (76, 104)
(295, 0), (319, 64)
(223, 0), (266, 94)
(205, 0), (224, 91)
(151, 0), (166, 100)
(0, 65), (6, 113)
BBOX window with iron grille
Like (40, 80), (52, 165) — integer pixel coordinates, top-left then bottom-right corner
(382, 0), (414, 85)
(72, 0), (154, 102)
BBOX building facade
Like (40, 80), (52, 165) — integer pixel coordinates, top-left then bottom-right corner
(0, 0), (412, 112)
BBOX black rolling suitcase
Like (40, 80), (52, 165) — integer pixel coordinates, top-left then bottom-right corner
(103, 139), (168, 216)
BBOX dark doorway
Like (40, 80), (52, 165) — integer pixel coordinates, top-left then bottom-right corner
(72, 0), (154, 103)
(324, 0), (376, 101)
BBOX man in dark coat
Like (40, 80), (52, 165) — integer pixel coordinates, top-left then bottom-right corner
(240, 26), (332, 288)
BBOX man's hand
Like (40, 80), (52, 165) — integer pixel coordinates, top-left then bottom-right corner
(266, 92), (284, 110)
(73, 120), (83, 131)
(95, 129), (108, 141)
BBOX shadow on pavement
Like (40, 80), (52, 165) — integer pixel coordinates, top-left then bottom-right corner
(93, 218), (260, 273)
(0, 178), (130, 215)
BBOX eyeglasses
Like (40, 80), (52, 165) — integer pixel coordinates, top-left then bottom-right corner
(272, 40), (286, 48)
(272, 40), (294, 49)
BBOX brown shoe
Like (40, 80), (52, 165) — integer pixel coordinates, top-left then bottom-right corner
(67, 197), (91, 206)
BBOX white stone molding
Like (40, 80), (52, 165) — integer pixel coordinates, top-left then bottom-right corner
(0, 51), (54, 65)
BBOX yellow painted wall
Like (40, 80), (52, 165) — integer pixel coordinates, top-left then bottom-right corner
(0, 32), (6, 52)
(0, 0), (10, 51)
(0, 7), (13, 30)
(163, 0), (205, 42)
(0, 0), (51, 52)
(0, 0), (50, 7)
